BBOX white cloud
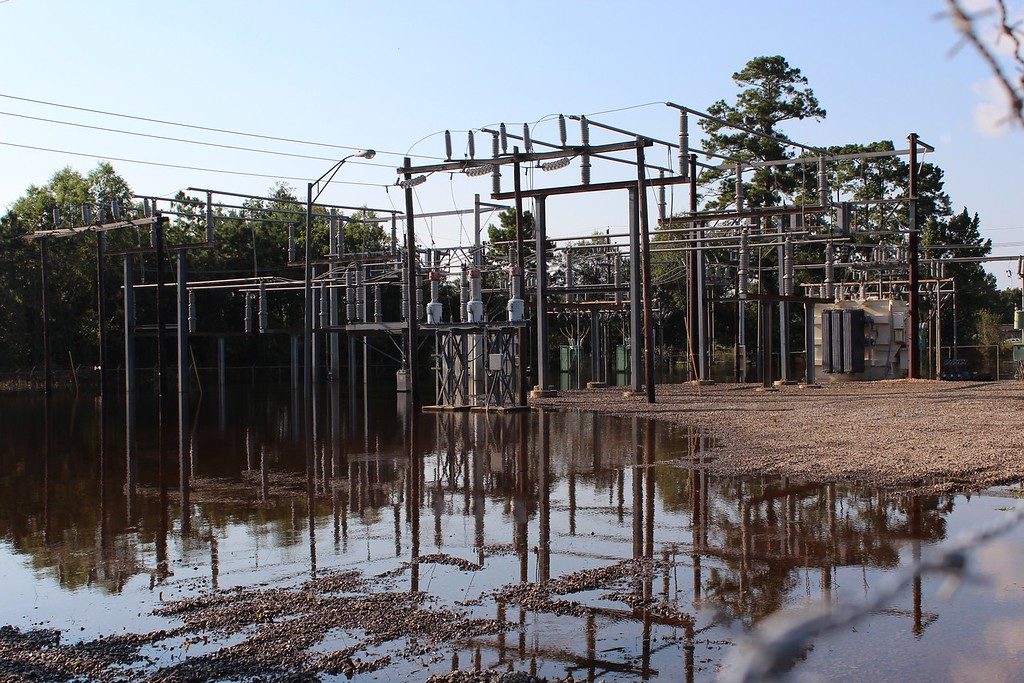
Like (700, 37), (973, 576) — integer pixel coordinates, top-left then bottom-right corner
(971, 76), (1014, 136)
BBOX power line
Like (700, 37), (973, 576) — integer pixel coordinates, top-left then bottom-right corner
(0, 110), (399, 168)
(0, 140), (390, 188)
(0, 92), (443, 161)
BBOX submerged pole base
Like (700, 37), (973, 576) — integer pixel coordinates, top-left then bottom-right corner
(585, 381), (607, 389)
(530, 386), (559, 398)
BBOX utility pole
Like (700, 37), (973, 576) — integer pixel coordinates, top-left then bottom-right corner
(39, 237), (52, 395)
(637, 142), (656, 403)
(907, 133), (920, 379)
(403, 157), (419, 405)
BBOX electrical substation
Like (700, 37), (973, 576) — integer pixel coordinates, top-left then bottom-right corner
(27, 103), (1024, 418)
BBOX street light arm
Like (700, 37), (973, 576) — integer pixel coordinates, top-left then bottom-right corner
(310, 149), (376, 205)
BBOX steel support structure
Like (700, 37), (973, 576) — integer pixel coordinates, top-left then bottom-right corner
(534, 196), (551, 392)
(636, 143), (656, 403)
(907, 133), (920, 378)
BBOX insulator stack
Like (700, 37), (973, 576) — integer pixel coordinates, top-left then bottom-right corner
(784, 237), (795, 295)
(738, 229), (749, 296)
(258, 281), (268, 332)
(735, 163), (744, 211)
(319, 283), (329, 328)
(467, 131), (476, 159)
(444, 130), (452, 160)
(825, 241), (835, 300)
(499, 123), (508, 154)
(460, 268), (469, 322)
(82, 204), (93, 225)
(188, 291), (197, 333)
(491, 132), (501, 195)
(206, 191), (214, 244)
(522, 123), (532, 153)
(658, 171), (666, 221)
(580, 116), (591, 185)
(467, 268), (484, 323)
(111, 201), (122, 221)
(288, 224), (296, 263)
(244, 294), (253, 334)
(678, 111), (689, 180)
(818, 157), (828, 207)
(355, 267), (365, 322)
(558, 114), (567, 146)
(374, 285), (383, 323)
(328, 210), (337, 257)
(345, 269), (355, 322)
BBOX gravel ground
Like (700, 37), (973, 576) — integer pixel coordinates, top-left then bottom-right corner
(532, 379), (1024, 491)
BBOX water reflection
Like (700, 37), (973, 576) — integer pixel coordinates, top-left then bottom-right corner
(0, 386), (991, 681)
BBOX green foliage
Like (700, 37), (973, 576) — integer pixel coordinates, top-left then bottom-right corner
(486, 208), (538, 264)
(698, 55), (826, 209)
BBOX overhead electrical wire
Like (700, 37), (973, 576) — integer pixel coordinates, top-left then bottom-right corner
(0, 140), (388, 188)
(0, 92), (443, 161)
(0, 110), (398, 168)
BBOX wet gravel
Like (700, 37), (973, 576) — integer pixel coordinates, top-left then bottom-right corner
(533, 380), (1024, 491)
(1, 567), (510, 682)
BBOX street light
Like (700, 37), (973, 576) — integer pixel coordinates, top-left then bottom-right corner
(304, 149), (375, 398)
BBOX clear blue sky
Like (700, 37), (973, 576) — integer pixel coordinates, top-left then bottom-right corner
(1, 0), (1021, 286)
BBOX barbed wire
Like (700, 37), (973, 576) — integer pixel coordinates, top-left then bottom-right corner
(720, 504), (1024, 682)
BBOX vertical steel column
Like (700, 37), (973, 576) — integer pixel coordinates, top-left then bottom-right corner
(290, 333), (300, 392)
(123, 253), (137, 523)
(935, 274), (943, 378)
(777, 220), (790, 383)
(40, 237), (52, 394)
(154, 216), (167, 398)
(534, 195), (550, 392)
(804, 302), (816, 385)
(330, 269), (341, 381)
(636, 143), (656, 403)
(628, 188), (642, 393)
(402, 158), (419, 405)
(96, 232), (108, 397)
(686, 155), (700, 381)
(217, 336), (226, 389)
(176, 249), (191, 525)
(512, 151), (528, 406)
(907, 133), (920, 378)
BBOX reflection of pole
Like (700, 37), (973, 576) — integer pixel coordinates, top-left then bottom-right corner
(911, 495), (923, 637)
(644, 420), (655, 558)
(407, 397), (420, 592)
(632, 418), (643, 559)
(539, 410), (551, 582)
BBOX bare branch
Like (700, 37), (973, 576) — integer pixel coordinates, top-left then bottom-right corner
(946, 0), (1024, 128)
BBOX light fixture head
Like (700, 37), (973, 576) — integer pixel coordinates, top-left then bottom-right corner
(356, 149), (376, 159)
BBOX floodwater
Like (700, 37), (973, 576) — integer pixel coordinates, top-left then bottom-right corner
(2, 384), (1023, 681)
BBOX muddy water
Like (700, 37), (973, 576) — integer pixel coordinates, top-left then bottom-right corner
(1, 386), (1023, 681)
